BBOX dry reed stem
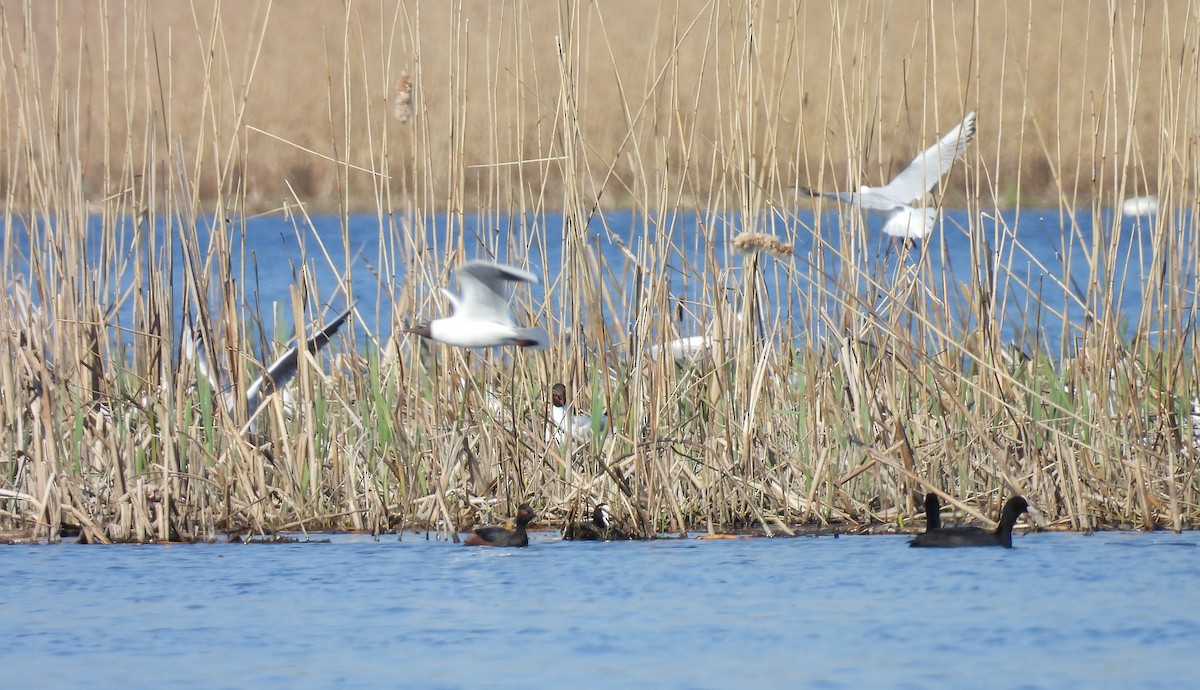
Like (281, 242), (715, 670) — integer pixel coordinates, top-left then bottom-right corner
(0, 1), (1197, 542)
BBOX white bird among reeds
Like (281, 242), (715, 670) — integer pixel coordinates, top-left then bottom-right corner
(403, 260), (549, 349)
(549, 382), (604, 443)
(183, 305), (353, 423)
(650, 294), (741, 364)
(650, 334), (717, 363)
(1121, 195), (1157, 218)
(797, 111), (977, 240)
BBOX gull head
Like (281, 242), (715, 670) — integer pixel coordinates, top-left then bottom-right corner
(402, 323), (432, 339)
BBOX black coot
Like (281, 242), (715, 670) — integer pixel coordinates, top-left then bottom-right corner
(910, 496), (1030, 548)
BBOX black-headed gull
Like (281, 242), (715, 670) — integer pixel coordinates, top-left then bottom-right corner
(650, 294), (739, 364)
(404, 260), (549, 349)
(650, 335), (716, 363)
(549, 382), (603, 442)
(798, 111), (977, 240)
(183, 305), (353, 422)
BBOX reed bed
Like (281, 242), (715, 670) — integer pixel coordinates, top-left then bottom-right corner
(1, 1), (1198, 542)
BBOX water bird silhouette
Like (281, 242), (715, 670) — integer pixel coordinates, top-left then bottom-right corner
(563, 503), (634, 541)
(924, 492), (942, 531)
(464, 504), (536, 547)
(910, 496), (1030, 548)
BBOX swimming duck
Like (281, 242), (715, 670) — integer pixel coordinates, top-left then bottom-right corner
(910, 496), (1030, 548)
(464, 504), (536, 547)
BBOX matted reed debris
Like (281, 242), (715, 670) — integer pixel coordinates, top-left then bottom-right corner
(730, 231), (794, 257)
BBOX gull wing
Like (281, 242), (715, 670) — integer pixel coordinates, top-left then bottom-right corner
(246, 305), (354, 416)
(181, 316), (221, 394)
(453, 260), (539, 324)
(438, 288), (462, 315)
(877, 111), (977, 205)
(181, 316), (238, 415)
(795, 185), (906, 212)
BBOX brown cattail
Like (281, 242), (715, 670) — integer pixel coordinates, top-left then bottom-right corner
(730, 231), (794, 257)
(393, 69), (414, 124)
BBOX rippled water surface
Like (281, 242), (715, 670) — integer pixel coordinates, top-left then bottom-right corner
(3, 531), (1198, 689)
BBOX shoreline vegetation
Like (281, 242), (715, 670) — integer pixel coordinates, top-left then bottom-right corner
(2, 2), (1199, 543)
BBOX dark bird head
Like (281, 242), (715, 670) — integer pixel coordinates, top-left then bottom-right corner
(516, 504), (537, 525)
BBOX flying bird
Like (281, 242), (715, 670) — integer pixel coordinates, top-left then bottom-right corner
(404, 260), (549, 349)
(798, 111), (977, 240)
(183, 304), (354, 423)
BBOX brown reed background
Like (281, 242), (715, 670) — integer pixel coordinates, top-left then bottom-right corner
(1, 0), (1198, 542)
(2, 1), (1185, 210)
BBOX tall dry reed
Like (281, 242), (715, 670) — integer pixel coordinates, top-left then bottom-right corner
(0, 1), (1197, 542)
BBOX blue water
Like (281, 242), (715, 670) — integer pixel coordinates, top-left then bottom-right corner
(2, 207), (1196, 359)
(2, 531), (1197, 689)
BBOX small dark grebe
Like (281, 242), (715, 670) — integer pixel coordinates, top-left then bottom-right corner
(465, 504), (536, 547)
(910, 496), (1030, 548)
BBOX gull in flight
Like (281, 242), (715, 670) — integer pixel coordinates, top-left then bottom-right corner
(404, 260), (549, 349)
(798, 111), (977, 240)
(183, 304), (354, 423)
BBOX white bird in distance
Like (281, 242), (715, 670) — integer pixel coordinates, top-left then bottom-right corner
(797, 111), (977, 240)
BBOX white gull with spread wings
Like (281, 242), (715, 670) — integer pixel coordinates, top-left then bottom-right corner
(799, 111), (977, 240)
(404, 260), (549, 349)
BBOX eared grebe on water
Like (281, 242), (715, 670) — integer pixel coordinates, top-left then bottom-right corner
(465, 504), (536, 547)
